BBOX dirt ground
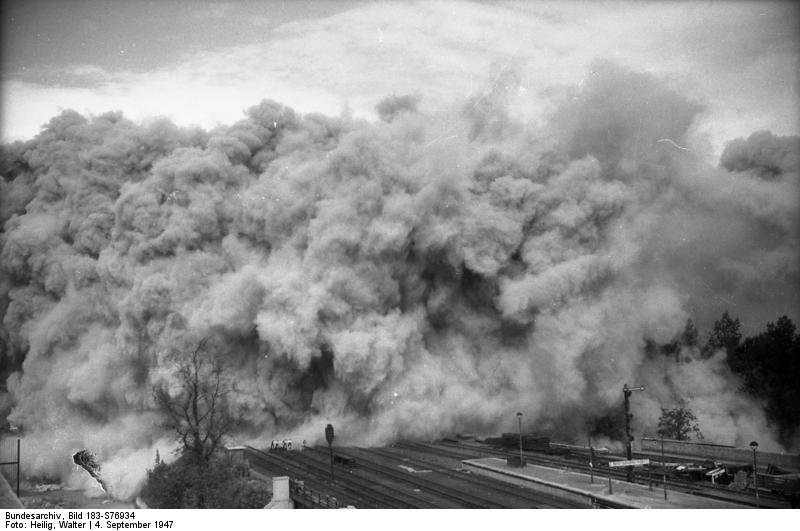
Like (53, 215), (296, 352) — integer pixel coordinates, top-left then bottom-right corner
(20, 483), (136, 509)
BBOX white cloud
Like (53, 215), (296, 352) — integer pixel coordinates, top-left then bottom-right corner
(2, 0), (797, 157)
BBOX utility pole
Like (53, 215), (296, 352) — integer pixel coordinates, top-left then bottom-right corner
(623, 384), (645, 482)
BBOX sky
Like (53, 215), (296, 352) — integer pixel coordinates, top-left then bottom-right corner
(1, 0), (798, 159)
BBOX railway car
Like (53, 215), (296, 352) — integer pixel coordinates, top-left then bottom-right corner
(486, 433), (551, 452)
(334, 454), (358, 467)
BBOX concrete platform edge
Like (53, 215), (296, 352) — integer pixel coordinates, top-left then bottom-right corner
(461, 459), (680, 509)
(462, 459), (629, 508)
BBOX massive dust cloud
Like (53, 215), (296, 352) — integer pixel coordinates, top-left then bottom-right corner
(1, 60), (798, 498)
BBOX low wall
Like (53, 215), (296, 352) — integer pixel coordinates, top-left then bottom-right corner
(640, 438), (800, 471)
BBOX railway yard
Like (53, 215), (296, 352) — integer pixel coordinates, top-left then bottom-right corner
(238, 437), (798, 509)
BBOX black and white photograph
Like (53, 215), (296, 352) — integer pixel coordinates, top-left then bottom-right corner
(1, 0), (798, 518)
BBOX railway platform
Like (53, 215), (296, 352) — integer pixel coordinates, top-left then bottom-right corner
(462, 458), (749, 509)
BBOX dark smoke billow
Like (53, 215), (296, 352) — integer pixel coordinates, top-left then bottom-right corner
(1, 61), (798, 498)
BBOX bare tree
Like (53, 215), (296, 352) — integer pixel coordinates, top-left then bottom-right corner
(154, 337), (239, 462)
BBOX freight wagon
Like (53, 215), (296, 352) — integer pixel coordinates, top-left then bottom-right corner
(485, 433), (551, 452)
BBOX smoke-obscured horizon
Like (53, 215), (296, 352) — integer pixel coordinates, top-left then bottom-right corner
(1, 60), (798, 499)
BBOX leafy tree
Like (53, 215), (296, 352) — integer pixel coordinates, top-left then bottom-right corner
(153, 337), (240, 463)
(702, 311), (741, 358)
(657, 402), (703, 441)
(144, 337), (269, 508)
(140, 453), (269, 509)
(728, 315), (800, 447)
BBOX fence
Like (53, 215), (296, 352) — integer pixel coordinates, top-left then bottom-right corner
(0, 437), (20, 498)
(288, 479), (340, 509)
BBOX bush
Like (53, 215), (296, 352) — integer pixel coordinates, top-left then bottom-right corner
(140, 453), (270, 508)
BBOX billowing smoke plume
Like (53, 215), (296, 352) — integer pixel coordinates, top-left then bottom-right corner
(1, 60), (798, 498)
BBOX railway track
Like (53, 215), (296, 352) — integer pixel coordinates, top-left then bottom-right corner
(275, 446), (445, 508)
(245, 439), (790, 508)
(245, 446), (424, 508)
(302, 446), (506, 508)
(245, 446), (374, 507)
(411, 440), (791, 508)
(363, 445), (586, 508)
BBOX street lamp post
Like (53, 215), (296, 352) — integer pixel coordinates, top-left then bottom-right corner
(750, 441), (759, 508)
(623, 384), (645, 481)
(516, 412), (524, 468)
